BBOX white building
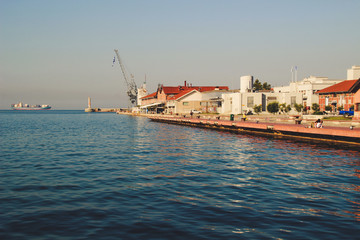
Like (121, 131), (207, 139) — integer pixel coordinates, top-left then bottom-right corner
(222, 75), (304, 115)
(273, 76), (342, 108)
(221, 91), (303, 115)
(137, 81), (147, 106)
(347, 66), (360, 80)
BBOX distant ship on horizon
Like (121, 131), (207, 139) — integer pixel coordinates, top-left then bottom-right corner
(11, 102), (51, 110)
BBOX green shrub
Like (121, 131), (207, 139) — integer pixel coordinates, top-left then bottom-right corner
(253, 104), (262, 114)
(312, 103), (320, 112)
(325, 105), (332, 111)
(294, 103), (303, 113)
(267, 102), (279, 114)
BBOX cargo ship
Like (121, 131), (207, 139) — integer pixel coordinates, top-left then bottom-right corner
(11, 102), (51, 110)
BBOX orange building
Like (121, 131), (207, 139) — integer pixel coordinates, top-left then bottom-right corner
(317, 79), (360, 112)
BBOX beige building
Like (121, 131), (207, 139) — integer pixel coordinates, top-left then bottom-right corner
(166, 89), (230, 114)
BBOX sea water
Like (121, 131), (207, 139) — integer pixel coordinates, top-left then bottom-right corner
(1, 110), (360, 239)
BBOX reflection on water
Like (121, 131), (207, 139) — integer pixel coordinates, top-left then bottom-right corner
(1, 111), (360, 239)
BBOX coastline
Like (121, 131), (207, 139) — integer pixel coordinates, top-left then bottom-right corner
(117, 112), (360, 147)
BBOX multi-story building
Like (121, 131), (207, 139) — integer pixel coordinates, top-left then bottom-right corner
(273, 76), (342, 109)
(221, 76), (303, 115)
(347, 66), (360, 80)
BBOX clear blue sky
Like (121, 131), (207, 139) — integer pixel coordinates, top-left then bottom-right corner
(1, 0), (359, 109)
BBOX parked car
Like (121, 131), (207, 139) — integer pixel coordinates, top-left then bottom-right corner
(190, 110), (202, 114)
(339, 109), (354, 117)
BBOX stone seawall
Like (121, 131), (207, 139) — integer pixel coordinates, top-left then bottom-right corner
(148, 115), (360, 146)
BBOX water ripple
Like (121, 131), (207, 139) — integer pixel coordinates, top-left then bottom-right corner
(1, 111), (360, 239)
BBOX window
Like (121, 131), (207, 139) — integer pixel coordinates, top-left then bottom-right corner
(291, 96), (296, 107)
(247, 96), (254, 108)
(183, 102), (189, 106)
(267, 96), (277, 103)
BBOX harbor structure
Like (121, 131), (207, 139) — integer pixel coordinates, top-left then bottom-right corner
(84, 97), (94, 112)
(149, 115), (360, 146)
(140, 81), (229, 113)
(114, 49), (138, 107)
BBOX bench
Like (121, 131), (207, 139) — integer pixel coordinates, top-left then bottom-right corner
(295, 119), (302, 124)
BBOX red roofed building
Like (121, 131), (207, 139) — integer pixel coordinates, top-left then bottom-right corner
(140, 81), (229, 113)
(317, 79), (360, 112)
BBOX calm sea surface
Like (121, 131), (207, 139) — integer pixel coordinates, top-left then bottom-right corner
(1, 110), (360, 239)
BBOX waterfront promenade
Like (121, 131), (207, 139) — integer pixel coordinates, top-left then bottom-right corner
(117, 112), (360, 146)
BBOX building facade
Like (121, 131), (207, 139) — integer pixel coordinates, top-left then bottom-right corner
(273, 76), (342, 109)
(140, 81), (229, 113)
(221, 91), (303, 115)
(167, 89), (228, 114)
(354, 89), (360, 120)
(347, 66), (360, 80)
(317, 79), (360, 112)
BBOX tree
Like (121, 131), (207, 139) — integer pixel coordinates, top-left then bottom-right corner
(262, 82), (272, 90)
(253, 79), (272, 91)
(253, 79), (262, 91)
(294, 103), (303, 113)
(254, 104), (262, 114)
(267, 102), (279, 114)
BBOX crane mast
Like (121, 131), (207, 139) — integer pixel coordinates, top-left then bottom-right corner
(114, 49), (138, 106)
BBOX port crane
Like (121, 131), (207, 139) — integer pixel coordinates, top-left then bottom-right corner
(114, 49), (138, 106)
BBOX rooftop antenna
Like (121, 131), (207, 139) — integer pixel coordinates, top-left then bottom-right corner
(291, 66), (298, 82)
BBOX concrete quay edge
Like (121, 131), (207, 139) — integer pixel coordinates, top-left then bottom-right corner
(147, 115), (360, 146)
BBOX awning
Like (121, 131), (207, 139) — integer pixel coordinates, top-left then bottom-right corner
(140, 102), (164, 108)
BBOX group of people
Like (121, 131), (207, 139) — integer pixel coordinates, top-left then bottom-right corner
(315, 119), (323, 128)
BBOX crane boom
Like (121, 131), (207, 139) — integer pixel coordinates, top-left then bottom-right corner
(114, 49), (138, 106)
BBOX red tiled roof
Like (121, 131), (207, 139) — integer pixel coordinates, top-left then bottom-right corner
(141, 92), (157, 99)
(168, 89), (198, 100)
(162, 86), (228, 94)
(142, 84), (229, 100)
(317, 80), (359, 94)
